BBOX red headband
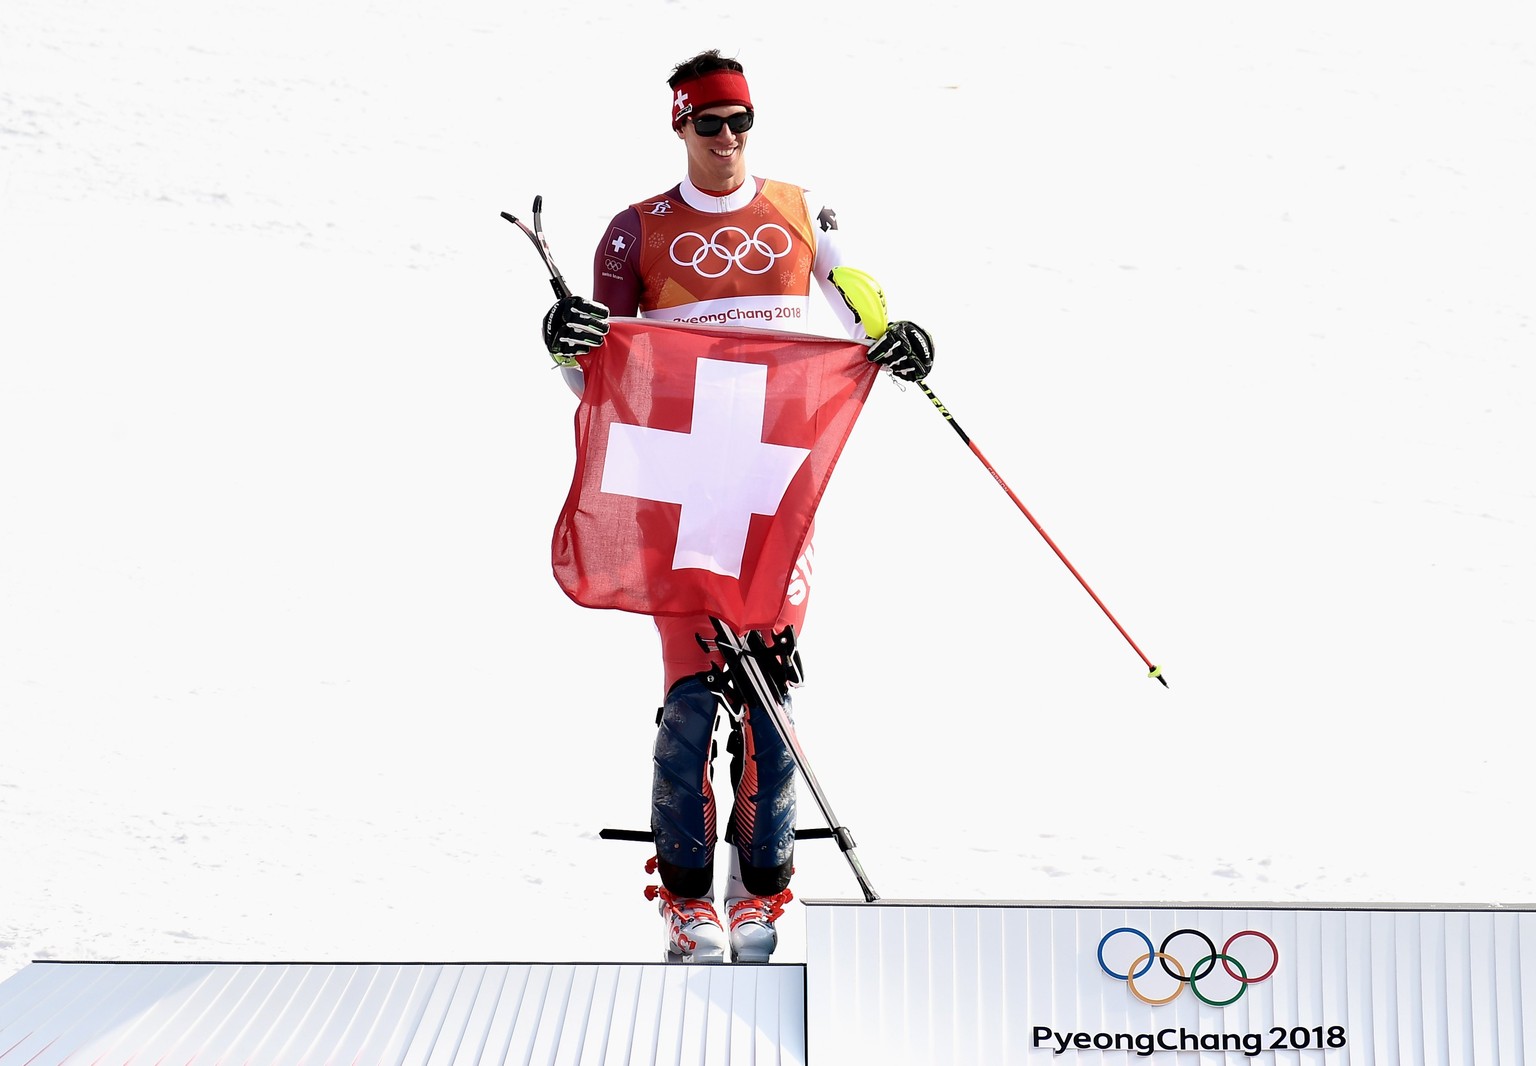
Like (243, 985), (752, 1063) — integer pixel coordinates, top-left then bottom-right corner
(671, 70), (752, 128)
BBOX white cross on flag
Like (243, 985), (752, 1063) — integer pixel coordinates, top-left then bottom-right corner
(552, 319), (879, 632)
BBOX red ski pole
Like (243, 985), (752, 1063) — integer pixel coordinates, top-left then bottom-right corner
(916, 381), (1166, 687)
(830, 267), (1167, 687)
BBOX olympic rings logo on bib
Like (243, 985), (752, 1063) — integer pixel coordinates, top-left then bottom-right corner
(1097, 927), (1280, 1006)
(669, 224), (793, 279)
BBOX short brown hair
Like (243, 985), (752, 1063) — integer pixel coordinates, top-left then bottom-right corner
(668, 49), (744, 89)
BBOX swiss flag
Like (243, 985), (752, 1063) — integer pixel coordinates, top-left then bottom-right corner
(552, 318), (879, 632)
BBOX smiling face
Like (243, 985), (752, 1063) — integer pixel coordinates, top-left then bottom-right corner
(678, 105), (751, 193)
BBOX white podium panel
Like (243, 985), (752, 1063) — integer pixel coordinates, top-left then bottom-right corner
(805, 900), (1535, 1065)
(0, 961), (806, 1066)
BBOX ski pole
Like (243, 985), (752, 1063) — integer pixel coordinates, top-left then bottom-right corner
(705, 619), (880, 902)
(502, 194), (651, 434)
(501, 195), (572, 300)
(916, 382), (1166, 687)
(828, 267), (1166, 688)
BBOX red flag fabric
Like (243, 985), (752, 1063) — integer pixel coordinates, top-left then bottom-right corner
(552, 318), (879, 632)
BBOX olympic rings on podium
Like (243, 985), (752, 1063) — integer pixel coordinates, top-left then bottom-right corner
(1097, 927), (1280, 1005)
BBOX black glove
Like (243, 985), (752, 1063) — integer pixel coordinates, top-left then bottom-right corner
(867, 320), (935, 382)
(541, 295), (610, 361)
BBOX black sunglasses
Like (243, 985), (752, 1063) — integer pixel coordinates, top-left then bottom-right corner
(688, 111), (754, 137)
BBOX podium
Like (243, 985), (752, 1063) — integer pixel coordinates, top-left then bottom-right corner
(3, 900), (1534, 1064)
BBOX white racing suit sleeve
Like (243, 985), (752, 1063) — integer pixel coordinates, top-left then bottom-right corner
(806, 192), (869, 342)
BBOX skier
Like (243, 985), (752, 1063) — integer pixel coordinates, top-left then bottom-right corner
(538, 49), (935, 963)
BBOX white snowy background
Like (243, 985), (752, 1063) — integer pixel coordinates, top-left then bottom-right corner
(2, 0), (1532, 981)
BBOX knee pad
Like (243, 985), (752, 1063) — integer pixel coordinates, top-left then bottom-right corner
(725, 694), (796, 889)
(651, 675), (723, 882)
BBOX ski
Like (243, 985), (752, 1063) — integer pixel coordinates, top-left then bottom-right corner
(703, 618), (880, 902)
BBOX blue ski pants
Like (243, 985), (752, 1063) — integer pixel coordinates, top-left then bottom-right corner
(651, 672), (796, 897)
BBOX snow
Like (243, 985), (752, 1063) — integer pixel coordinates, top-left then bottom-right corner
(2, 0), (1532, 982)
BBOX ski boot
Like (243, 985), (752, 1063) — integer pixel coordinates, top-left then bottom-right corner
(646, 856), (726, 964)
(724, 847), (793, 963)
(648, 885), (728, 964)
(725, 890), (793, 963)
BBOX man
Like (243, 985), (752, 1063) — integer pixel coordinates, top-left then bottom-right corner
(539, 49), (935, 963)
